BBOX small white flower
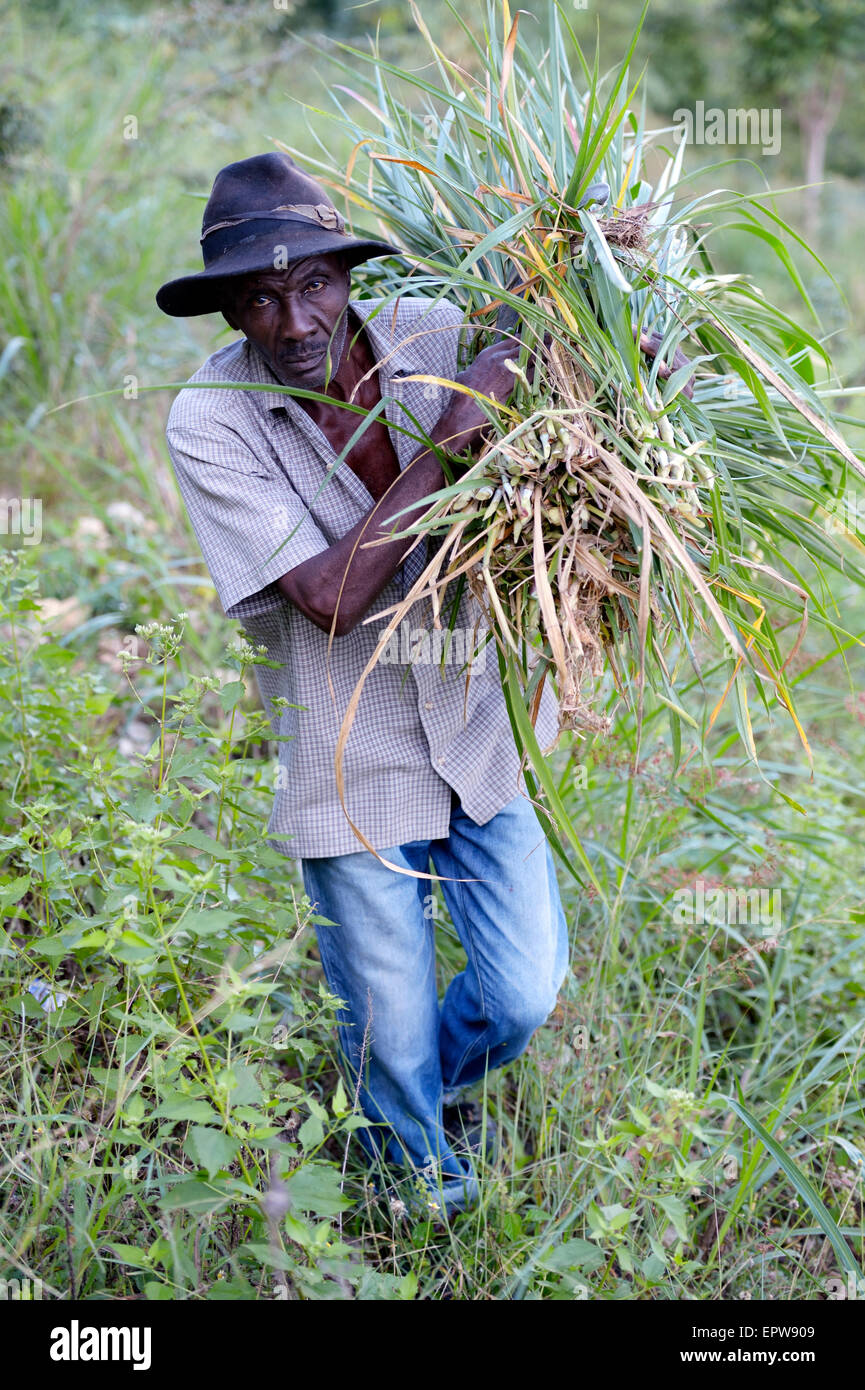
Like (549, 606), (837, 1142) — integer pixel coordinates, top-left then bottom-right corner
(27, 978), (69, 1013)
(106, 501), (146, 528)
(73, 516), (109, 551)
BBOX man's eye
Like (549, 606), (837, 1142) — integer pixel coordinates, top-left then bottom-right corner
(304, 279), (326, 294)
(250, 294), (271, 308)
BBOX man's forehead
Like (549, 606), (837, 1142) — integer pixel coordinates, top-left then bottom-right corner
(233, 254), (345, 293)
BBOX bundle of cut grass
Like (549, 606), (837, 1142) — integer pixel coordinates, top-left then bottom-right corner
(286, 0), (865, 787)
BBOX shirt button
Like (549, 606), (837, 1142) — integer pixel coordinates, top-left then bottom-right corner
(424, 701), (433, 710)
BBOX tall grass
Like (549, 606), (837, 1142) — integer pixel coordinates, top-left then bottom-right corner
(2, 544), (864, 1298)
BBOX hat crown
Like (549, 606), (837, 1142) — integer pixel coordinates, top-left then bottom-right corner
(156, 151), (401, 316)
(202, 152), (335, 236)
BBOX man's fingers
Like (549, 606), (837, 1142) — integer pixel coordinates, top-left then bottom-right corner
(636, 329), (696, 398)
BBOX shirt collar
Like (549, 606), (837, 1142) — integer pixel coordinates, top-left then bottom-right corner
(243, 298), (411, 415)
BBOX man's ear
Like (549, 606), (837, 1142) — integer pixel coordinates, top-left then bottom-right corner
(221, 308), (239, 331)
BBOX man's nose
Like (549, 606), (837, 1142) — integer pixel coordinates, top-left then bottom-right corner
(279, 295), (316, 341)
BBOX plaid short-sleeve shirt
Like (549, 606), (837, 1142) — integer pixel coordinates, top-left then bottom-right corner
(164, 295), (560, 859)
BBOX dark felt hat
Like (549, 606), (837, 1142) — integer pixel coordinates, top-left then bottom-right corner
(156, 151), (401, 317)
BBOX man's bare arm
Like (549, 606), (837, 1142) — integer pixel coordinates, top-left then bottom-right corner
(276, 337), (519, 636)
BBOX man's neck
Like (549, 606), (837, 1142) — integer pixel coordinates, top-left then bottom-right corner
(324, 305), (376, 405)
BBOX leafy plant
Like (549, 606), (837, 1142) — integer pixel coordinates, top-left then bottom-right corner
(0, 549), (397, 1300)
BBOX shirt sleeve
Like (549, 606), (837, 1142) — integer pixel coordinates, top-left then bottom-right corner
(165, 421), (330, 619)
(425, 300), (483, 379)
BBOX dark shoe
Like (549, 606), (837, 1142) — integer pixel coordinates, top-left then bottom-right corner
(442, 1100), (497, 1162)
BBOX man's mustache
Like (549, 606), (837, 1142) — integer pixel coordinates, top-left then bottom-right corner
(280, 344), (327, 362)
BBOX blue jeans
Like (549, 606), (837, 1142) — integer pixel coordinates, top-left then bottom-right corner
(300, 789), (570, 1213)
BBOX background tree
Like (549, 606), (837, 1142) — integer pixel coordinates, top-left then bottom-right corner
(729, 0), (865, 240)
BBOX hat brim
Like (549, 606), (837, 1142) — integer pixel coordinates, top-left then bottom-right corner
(156, 226), (403, 317)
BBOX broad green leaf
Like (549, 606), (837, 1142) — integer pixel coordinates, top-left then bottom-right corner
(184, 1125), (240, 1178)
(153, 1096), (222, 1124)
(158, 1178), (243, 1214)
(284, 1162), (351, 1217)
(536, 1238), (606, 1272)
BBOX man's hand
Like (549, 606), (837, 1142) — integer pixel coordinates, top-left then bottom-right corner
(436, 338), (521, 457)
(638, 328), (695, 400)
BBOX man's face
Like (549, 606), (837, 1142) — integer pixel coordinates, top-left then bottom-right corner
(221, 251), (352, 390)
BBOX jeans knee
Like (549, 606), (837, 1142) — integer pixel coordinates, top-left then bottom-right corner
(488, 988), (559, 1047)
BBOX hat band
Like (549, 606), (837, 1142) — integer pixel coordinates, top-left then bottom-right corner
(200, 202), (347, 243)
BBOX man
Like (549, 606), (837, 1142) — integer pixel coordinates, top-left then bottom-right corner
(157, 152), (569, 1215)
